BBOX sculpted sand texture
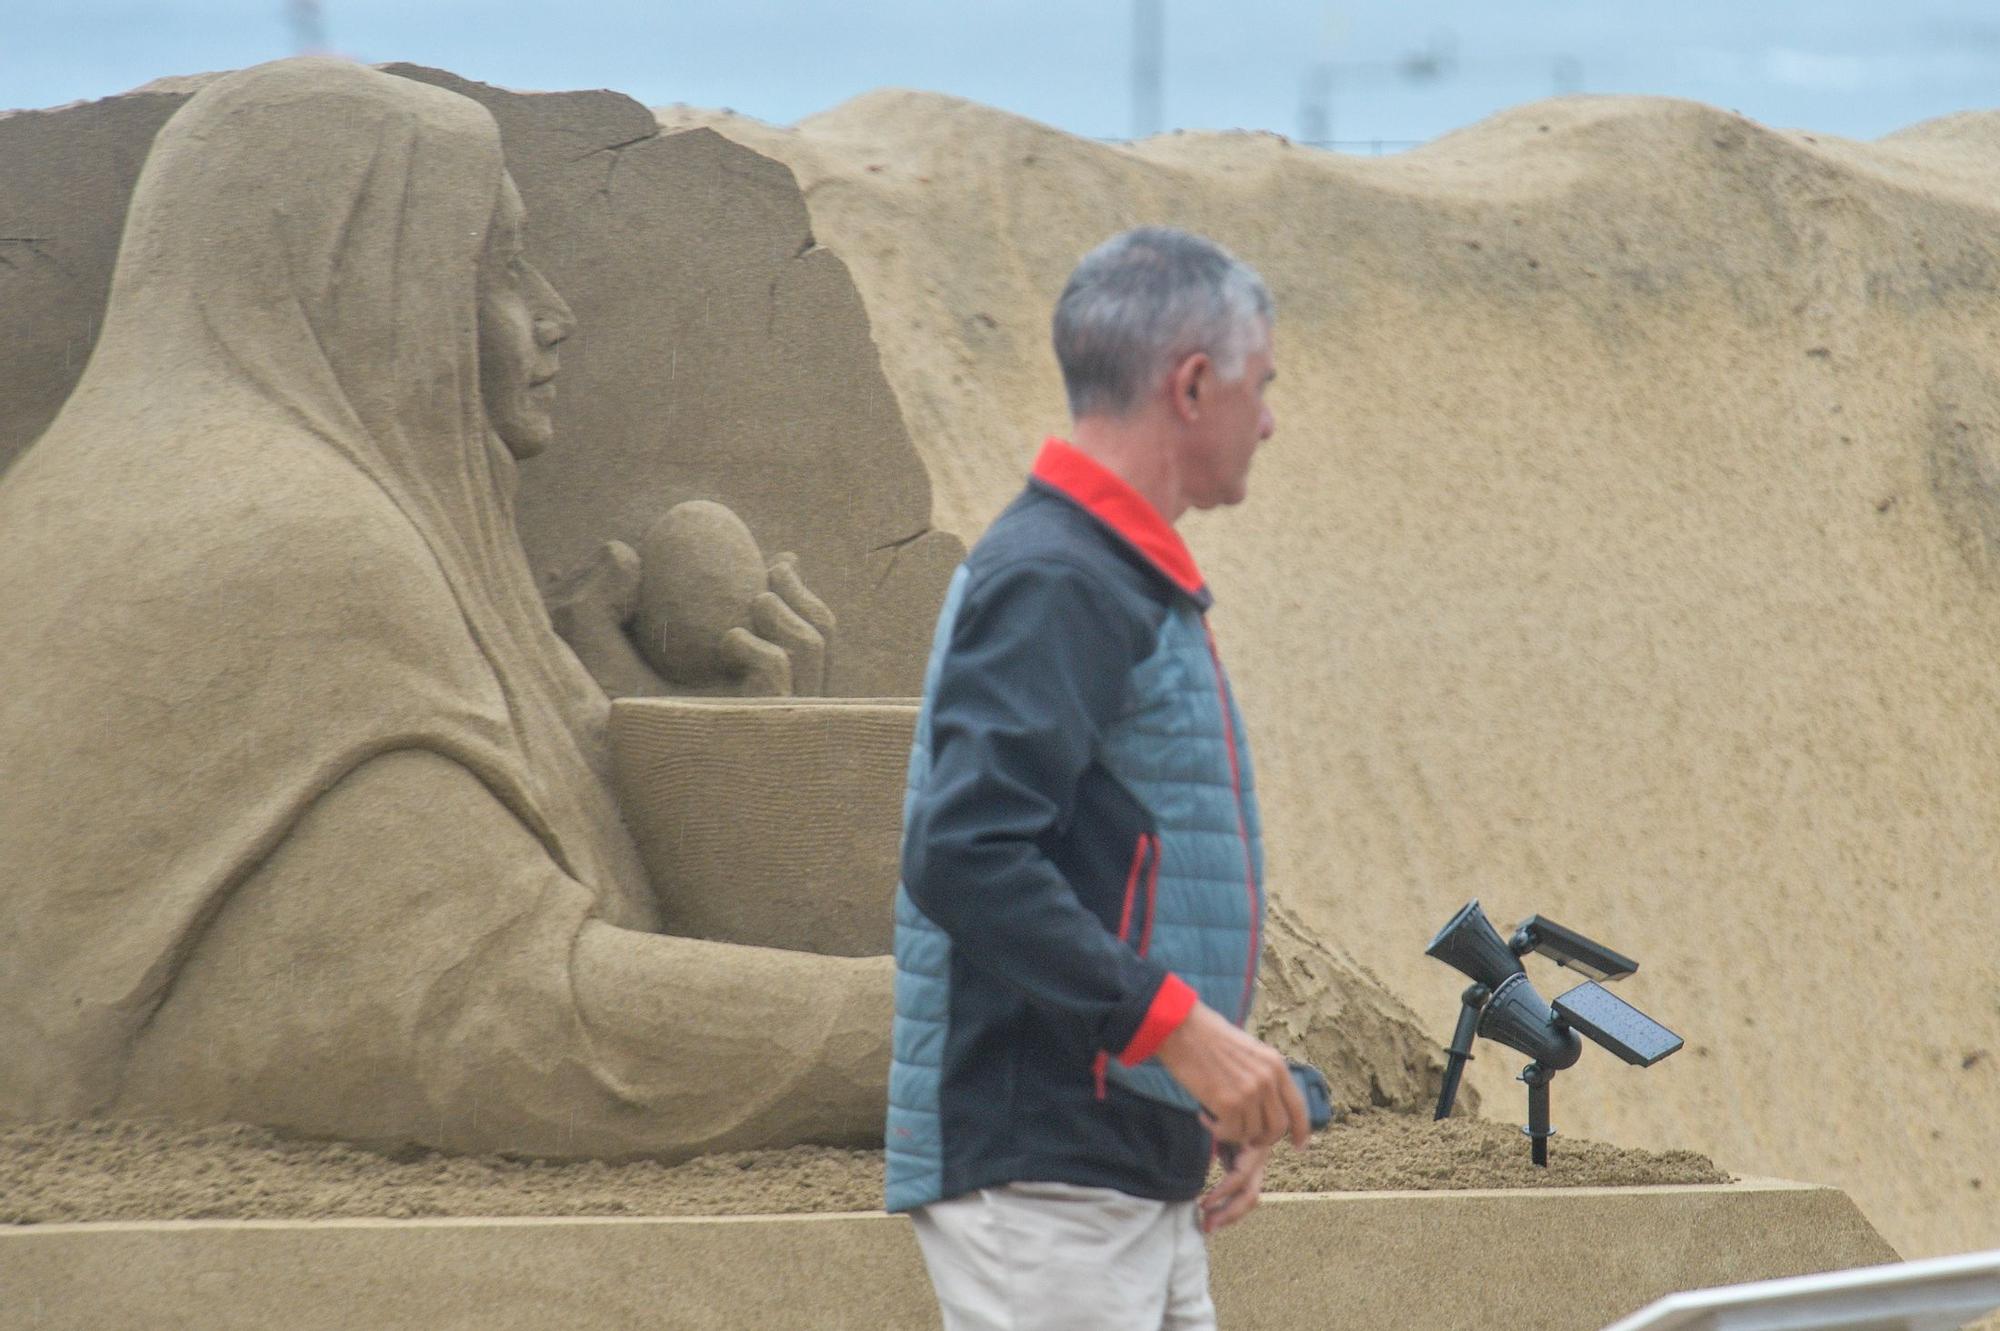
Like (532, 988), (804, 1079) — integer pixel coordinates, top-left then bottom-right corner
(0, 60), (896, 1159)
(0, 90), (186, 472)
(391, 66), (963, 699)
(0, 66), (961, 699)
(667, 92), (2000, 1258)
(609, 698), (920, 957)
(633, 502), (771, 683)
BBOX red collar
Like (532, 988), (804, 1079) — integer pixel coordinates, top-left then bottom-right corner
(1029, 438), (1208, 600)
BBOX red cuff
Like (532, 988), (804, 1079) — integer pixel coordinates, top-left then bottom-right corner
(1117, 973), (1198, 1067)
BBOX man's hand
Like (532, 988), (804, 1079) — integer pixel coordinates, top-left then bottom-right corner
(1199, 1141), (1270, 1234)
(1154, 1001), (1311, 1151)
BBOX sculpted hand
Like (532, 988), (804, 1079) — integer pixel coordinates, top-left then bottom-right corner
(545, 540), (664, 698)
(1155, 1001), (1311, 1152)
(717, 625), (792, 696)
(720, 552), (835, 696)
(547, 539), (643, 632)
(1199, 1140), (1271, 1235)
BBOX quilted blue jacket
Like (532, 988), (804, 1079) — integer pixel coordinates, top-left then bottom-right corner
(885, 438), (1265, 1214)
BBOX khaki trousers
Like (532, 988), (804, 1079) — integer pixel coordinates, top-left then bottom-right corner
(909, 1181), (1219, 1331)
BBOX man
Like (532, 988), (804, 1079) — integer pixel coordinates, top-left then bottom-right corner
(886, 226), (1311, 1330)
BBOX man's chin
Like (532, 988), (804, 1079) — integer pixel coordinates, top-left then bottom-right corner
(1195, 483), (1250, 511)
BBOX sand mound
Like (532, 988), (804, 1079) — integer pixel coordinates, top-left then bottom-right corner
(667, 91), (2000, 1259)
(0, 1117), (1723, 1224)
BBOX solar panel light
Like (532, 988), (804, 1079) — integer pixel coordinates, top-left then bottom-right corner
(1509, 913), (1638, 983)
(1425, 899), (1684, 1166)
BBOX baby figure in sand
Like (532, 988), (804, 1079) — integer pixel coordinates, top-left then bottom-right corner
(0, 59), (890, 1156)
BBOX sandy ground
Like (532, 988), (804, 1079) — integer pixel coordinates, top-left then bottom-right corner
(0, 1116), (1724, 1224)
(659, 93), (2000, 1261)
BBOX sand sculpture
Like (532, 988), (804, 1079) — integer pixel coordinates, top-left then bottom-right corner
(0, 59), (895, 1157)
(371, 65), (968, 701)
(671, 92), (2000, 1258)
(549, 500), (838, 698)
(0, 59), (1455, 1161)
(0, 64), (962, 700)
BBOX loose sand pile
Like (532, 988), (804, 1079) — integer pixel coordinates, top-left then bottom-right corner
(662, 93), (2000, 1260)
(0, 1117), (1724, 1224)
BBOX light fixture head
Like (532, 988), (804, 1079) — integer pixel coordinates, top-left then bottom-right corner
(1477, 972), (1583, 1070)
(1510, 913), (1639, 983)
(1425, 899), (1526, 989)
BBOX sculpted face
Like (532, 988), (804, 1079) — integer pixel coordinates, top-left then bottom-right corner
(479, 177), (576, 459)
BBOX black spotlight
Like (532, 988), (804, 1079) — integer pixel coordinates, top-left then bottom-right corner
(1426, 900), (1683, 1165)
(1424, 900), (1524, 988)
(1478, 974), (1582, 1071)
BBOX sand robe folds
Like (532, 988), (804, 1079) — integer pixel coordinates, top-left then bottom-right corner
(0, 58), (889, 1155)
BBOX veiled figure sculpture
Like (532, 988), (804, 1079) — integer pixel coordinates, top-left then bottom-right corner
(0, 58), (892, 1156)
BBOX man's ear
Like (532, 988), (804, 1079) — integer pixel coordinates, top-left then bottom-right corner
(1170, 352), (1209, 422)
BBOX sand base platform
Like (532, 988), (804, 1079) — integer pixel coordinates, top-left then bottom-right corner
(0, 1178), (1894, 1331)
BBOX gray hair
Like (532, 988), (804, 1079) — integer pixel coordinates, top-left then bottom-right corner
(1052, 226), (1273, 419)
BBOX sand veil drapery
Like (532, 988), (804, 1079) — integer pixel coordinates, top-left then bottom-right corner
(0, 59), (661, 1116)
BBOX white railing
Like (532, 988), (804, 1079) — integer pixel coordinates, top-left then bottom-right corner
(1603, 1249), (2000, 1331)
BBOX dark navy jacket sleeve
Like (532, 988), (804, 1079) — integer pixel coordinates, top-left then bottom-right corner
(901, 555), (1190, 1061)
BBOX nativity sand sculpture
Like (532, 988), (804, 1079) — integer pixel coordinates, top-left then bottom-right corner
(0, 57), (1459, 1161)
(0, 62), (967, 703)
(0, 59), (893, 1156)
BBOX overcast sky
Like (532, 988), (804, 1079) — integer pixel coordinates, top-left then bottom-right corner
(12, 1), (2000, 148)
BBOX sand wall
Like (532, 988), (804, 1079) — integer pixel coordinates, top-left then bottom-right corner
(665, 92), (2000, 1259)
(0, 1183), (1895, 1331)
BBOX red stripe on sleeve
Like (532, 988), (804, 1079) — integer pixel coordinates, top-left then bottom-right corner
(1117, 972), (1198, 1067)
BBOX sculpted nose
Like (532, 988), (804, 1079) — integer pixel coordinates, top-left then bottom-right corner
(528, 269), (577, 348)
(533, 313), (569, 349)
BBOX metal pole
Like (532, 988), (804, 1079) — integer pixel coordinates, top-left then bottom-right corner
(1132, 0), (1164, 139)
(288, 0), (328, 54)
(1521, 1062), (1554, 1167)
(1299, 62), (1333, 146)
(1434, 982), (1489, 1121)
